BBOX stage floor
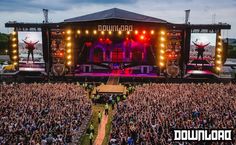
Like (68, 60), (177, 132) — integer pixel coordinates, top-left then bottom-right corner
(70, 73), (159, 78)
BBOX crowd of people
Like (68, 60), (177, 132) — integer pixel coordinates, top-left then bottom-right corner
(110, 83), (236, 145)
(0, 83), (92, 144)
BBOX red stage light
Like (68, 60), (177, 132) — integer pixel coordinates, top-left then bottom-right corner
(140, 35), (145, 40)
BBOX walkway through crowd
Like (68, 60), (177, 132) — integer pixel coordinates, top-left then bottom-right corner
(93, 111), (108, 145)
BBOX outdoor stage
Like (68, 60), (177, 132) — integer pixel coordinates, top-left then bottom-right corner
(4, 8), (232, 80)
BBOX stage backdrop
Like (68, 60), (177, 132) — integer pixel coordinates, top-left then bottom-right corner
(18, 31), (45, 71)
(189, 33), (216, 66)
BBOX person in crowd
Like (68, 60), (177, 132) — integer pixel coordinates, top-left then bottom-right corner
(89, 132), (94, 145)
(110, 83), (236, 145)
(90, 123), (94, 134)
(98, 111), (102, 124)
(0, 83), (92, 144)
(105, 103), (109, 115)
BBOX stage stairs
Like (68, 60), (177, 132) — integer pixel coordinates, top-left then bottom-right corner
(92, 76), (127, 94)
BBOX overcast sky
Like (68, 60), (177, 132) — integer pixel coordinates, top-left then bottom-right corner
(0, 0), (235, 38)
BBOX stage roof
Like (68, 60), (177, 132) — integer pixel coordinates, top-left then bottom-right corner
(64, 8), (167, 23)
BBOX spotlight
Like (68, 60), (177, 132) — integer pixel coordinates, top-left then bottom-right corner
(67, 49), (71, 53)
(13, 62), (18, 65)
(160, 30), (166, 35)
(160, 43), (165, 48)
(160, 62), (164, 67)
(85, 30), (89, 35)
(93, 30), (97, 35)
(134, 30), (138, 35)
(101, 31), (105, 35)
(77, 30), (81, 34)
(151, 30), (155, 35)
(140, 35), (144, 40)
(218, 42), (222, 46)
(13, 50), (17, 53)
(216, 67), (221, 71)
(12, 31), (16, 35)
(118, 31), (122, 35)
(66, 30), (71, 35)
(160, 37), (165, 41)
(12, 38), (16, 41)
(67, 61), (72, 65)
(127, 31), (130, 35)
(160, 50), (165, 54)
(12, 44), (17, 48)
(67, 55), (72, 59)
(67, 42), (71, 47)
(160, 56), (164, 60)
(218, 35), (222, 39)
(13, 56), (17, 60)
(216, 60), (222, 64)
(217, 54), (221, 58)
(217, 48), (222, 52)
(142, 30), (146, 34)
(67, 37), (71, 41)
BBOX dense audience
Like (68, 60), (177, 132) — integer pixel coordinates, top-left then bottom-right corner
(110, 83), (236, 145)
(0, 83), (92, 144)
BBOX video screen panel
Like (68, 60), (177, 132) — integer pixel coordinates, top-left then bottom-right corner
(189, 33), (216, 65)
(18, 31), (45, 71)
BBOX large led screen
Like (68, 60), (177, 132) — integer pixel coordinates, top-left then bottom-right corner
(189, 33), (216, 65)
(18, 31), (45, 71)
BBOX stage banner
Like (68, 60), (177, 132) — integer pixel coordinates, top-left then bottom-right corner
(18, 31), (45, 71)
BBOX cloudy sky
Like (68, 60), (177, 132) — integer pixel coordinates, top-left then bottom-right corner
(0, 0), (235, 38)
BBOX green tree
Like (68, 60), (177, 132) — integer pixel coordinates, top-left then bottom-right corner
(0, 33), (9, 55)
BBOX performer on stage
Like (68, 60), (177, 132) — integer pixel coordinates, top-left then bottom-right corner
(22, 39), (39, 63)
(192, 40), (210, 60)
